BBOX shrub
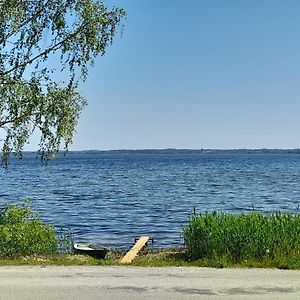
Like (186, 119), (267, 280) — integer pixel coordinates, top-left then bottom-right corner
(0, 200), (57, 258)
(183, 211), (300, 262)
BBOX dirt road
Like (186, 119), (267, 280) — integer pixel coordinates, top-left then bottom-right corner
(0, 266), (299, 299)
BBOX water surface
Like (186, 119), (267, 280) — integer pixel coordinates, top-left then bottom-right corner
(0, 151), (299, 249)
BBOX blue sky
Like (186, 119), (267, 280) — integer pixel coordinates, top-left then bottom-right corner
(38, 1), (300, 149)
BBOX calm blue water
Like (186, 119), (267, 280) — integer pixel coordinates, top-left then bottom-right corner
(0, 152), (300, 249)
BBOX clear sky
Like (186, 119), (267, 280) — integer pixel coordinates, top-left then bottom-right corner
(33, 0), (300, 150)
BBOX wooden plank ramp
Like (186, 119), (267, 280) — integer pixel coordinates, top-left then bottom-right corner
(120, 236), (150, 264)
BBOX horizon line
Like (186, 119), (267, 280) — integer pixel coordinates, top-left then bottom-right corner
(21, 148), (300, 152)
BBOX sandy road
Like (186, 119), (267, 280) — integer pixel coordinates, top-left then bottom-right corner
(0, 266), (299, 299)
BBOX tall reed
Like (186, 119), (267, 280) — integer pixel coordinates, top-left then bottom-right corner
(184, 211), (300, 262)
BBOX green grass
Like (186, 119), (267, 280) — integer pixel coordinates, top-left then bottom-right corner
(0, 248), (299, 269)
(0, 254), (118, 266)
(183, 211), (300, 265)
(129, 248), (300, 269)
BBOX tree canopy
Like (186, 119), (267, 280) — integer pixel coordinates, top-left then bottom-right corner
(0, 0), (125, 166)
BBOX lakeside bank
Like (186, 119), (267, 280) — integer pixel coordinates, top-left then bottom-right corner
(0, 202), (300, 269)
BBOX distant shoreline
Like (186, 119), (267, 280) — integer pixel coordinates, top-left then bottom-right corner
(21, 148), (300, 155)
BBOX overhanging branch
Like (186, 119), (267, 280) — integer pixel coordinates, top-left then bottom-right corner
(0, 21), (88, 77)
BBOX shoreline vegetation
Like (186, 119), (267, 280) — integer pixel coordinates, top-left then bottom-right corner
(0, 202), (299, 269)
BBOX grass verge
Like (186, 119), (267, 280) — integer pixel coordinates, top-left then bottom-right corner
(1, 248), (299, 269)
(131, 248), (300, 269)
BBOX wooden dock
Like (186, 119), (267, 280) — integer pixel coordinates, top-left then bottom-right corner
(120, 236), (150, 264)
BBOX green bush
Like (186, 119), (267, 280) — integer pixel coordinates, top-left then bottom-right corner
(0, 200), (57, 258)
(183, 211), (300, 262)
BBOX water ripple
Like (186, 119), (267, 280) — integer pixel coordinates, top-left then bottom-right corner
(0, 152), (300, 249)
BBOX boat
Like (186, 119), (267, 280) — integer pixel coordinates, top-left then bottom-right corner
(73, 243), (109, 259)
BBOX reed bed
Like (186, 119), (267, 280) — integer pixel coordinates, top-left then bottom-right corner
(183, 211), (300, 262)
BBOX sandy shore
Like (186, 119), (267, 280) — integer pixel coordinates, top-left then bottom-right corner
(0, 266), (299, 299)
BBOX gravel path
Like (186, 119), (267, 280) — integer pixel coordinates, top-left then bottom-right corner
(0, 266), (299, 299)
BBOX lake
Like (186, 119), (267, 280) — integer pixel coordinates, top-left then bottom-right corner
(0, 151), (300, 249)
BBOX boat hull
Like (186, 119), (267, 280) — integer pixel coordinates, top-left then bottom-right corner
(73, 243), (109, 259)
